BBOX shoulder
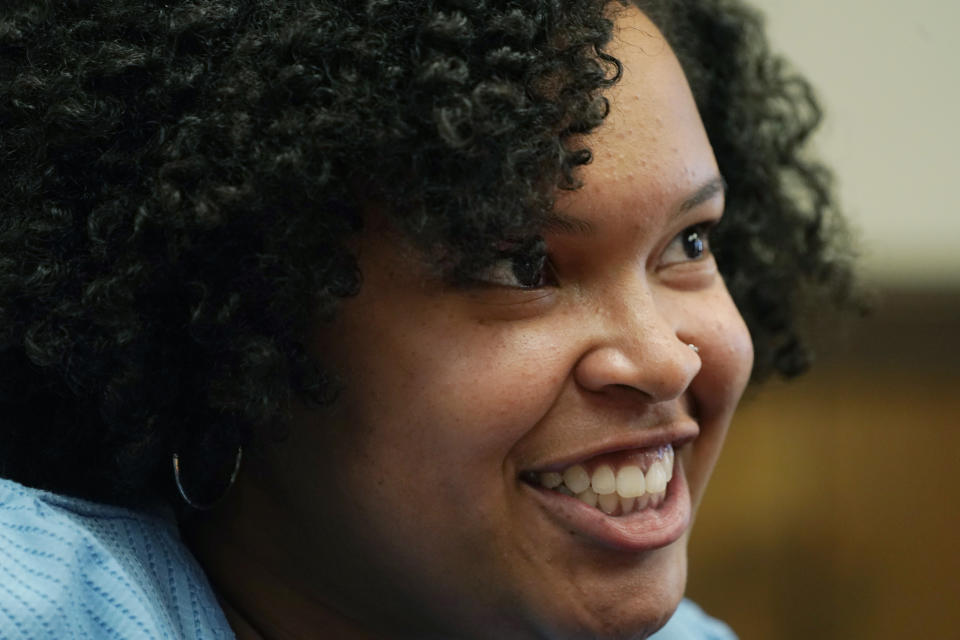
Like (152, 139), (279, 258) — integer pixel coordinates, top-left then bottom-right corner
(649, 599), (738, 640)
(0, 477), (234, 640)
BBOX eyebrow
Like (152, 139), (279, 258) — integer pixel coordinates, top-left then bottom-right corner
(543, 175), (727, 235)
(678, 175), (727, 215)
(542, 211), (597, 235)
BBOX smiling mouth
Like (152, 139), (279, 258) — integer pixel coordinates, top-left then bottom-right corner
(521, 444), (675, 517)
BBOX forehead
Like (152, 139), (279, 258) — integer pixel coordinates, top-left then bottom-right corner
(556, 7), (718, 222)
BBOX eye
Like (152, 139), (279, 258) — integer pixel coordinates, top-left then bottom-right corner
(472, 239), (557, 289)
(661, 223), (713, 265)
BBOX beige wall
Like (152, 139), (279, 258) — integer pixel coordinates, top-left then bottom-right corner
(750, 0), (960, 287)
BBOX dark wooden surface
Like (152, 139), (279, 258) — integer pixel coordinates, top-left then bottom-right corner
(687, 287), (960, 638)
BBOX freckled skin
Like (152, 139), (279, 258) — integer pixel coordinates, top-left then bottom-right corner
(191, 7), (753, 640)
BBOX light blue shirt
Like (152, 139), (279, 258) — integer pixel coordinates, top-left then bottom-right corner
(0, 476), (232, 639)
(0, 476), (734, 639)
(652, 599), (738, 640)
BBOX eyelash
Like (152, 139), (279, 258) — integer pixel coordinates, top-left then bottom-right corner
(471, 245), (556, 290)
(471, 222), (716, 290)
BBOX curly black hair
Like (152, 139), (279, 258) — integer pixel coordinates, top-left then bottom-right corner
(0, 0), (853, 505)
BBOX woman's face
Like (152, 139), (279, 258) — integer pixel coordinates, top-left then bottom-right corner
(270, 8), (752, 639)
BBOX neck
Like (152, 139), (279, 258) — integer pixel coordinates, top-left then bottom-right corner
(216, 589), (381, 640)
(184, 480), (384, 640)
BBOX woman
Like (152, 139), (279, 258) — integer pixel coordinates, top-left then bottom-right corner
(0, 0), (851, 638)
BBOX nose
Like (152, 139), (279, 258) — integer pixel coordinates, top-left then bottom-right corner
(573, 289), (702, 403)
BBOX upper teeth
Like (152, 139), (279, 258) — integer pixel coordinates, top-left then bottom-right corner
(533, 445), (675, 516)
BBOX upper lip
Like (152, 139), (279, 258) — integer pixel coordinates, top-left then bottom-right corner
(521, 419), (700, 474)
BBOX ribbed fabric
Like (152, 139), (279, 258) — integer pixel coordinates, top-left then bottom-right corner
(0, 476), (234, 640)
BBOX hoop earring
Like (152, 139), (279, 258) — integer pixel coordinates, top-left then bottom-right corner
(172, 446), (243, 510)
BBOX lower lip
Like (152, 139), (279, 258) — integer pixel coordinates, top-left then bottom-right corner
(523, 461), (691, 552)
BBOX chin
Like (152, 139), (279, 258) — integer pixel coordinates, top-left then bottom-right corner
(517, 538), (689, 640)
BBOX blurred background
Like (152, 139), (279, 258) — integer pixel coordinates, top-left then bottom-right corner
(687, 1), (960, 638)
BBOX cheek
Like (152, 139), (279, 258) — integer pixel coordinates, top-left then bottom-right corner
(684, 289), (753, 503)
(307, 314), (576, 612)
(698, 304), (753, 405)
(329, 313), (572, 486)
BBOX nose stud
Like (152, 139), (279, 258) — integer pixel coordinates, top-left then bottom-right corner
(687, 343), (699, 354)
